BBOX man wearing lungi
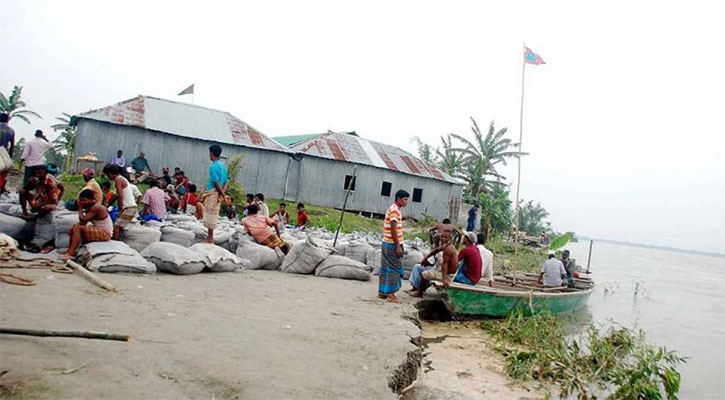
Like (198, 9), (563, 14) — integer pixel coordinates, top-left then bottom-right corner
(199, 144), (231, 243)
(378, 190), (409, 303)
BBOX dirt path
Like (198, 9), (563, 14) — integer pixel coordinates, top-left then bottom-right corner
(0, 268), (420, 399)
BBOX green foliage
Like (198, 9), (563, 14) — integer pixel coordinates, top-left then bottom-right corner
(518, 199), (550, 235)
(481, 310), (686, 400)
(548, 231), (574, 251)
(51, 113), (76, 172)
(12, 138), (26, 163)
(411, 136), (435, 164)
(0, 86), (42, 124)
(436, 134), (465, 177)
(478, 184), (514, 234)
(486, 234), (546, 274)
(223, 155), (245, 213)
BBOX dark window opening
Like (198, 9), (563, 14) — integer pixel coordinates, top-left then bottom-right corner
(381, 181), (392, 197)
(344, 175), (357, 191)
(412, 188), (423, 203)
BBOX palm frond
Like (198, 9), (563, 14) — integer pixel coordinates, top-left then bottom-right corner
(12, 109), (42, 119)
(11, 114), (31, 124)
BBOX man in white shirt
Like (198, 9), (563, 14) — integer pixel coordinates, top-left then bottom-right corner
(20, 130), (53, 185)
(476, 233), (494, 287)
(538, 251), (567, 287)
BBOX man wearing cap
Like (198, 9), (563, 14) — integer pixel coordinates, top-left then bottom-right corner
(79, 168), (103, 205)
(538, 251), (567, 287)
(449, 232), (483, 287)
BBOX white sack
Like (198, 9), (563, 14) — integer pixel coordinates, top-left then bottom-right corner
(189, 243), (249, 272)
(160, 226), (195, 247)
(280, 235), (333, 275)
(315, 255), (371, 281)
(141, 242), (207, 275)
(344, 242), (373, 264)
(235, 240), (283, 270)
(122, 224), (162, 252)
(0, 213), (27, 239)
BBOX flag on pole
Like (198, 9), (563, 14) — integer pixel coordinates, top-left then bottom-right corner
(524, 47), (546, 65)
(178, 84), (195, 96)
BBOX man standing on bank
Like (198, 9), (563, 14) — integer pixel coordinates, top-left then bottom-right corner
(200, 144), (231, 243)
(378, 190), (409, 303)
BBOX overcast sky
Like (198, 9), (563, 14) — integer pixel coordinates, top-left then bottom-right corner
(2, 1), (723, 253)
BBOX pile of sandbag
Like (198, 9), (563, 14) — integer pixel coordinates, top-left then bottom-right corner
(280, 235), (333, 274)
(0, 212), (28, 240)
(343, 241), (374, 264)
(31, 212), (58, 247)
(77, 241), (156, 273)
(122, 223), (161, 252)
(189, 243), (249, 272)
(315, 255), (372, 281)
(236, 239), (284, 270)
(141, 242), (208, 275)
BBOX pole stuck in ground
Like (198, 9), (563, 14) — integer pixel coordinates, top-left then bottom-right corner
(334, 165), (358, 248)
(586, 240), (593, 274)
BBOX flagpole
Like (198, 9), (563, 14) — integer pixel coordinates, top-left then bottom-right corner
(512, 43), (526, 285)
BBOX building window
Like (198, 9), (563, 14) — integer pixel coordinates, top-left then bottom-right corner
(381, 181), (392, 197)
(344, 175), (356, 191)
(412, 188), (423, 203)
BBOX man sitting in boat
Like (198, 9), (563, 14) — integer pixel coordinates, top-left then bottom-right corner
(408, 230), (458, 297)
(538, 251), (567, 287)
(477, 233), (494, 287)
(450, 232), (482, 287)
(561, 249), (576, 287)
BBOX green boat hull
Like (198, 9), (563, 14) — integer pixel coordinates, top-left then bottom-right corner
(433, 282), (594, 318)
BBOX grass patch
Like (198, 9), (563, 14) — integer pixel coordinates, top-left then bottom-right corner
(265, 199), (383, 234)
(481, 310), (686, 399)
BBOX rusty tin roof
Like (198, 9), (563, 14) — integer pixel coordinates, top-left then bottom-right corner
(72, 95), (291, 153)
(290, 131), (461, 184)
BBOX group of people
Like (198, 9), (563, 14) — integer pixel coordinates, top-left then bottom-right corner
(376, 191), (495, 303)
(538, 249), (577, 288)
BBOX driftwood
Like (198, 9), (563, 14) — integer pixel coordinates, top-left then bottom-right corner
(0, 328), (129, 342)
(66, 259), (116, 292)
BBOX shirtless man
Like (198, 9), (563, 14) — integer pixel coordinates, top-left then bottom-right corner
(60, 189), (113, 260)
(429, 218), (460, 247)
(408, 230), (459, 297)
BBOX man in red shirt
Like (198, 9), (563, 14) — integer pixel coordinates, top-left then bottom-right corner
(450, 232), (482, 287)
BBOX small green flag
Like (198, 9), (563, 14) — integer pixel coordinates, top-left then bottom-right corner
(178, 84), (194, 96)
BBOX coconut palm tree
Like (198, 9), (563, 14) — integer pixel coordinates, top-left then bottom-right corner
(0, 86), (42, 123)
(451, 118), (524, 198)
(435, 134), (464, 178)
(51, 113), (76, 172)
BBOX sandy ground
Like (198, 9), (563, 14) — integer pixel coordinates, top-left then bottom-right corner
(402, 321), (548, 400)
(0, 266), (420, 400)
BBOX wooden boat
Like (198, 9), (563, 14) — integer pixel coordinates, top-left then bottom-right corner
(431, 273), (595, 318)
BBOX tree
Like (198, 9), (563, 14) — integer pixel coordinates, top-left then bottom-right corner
(12, 138), (26, 163)
(435, 134), (464, 177)
(518, 200), (550, 235)
(411, 136), (435, 164)
(0, 86), (42, 123)
(451, 118), (523, 198)
(51, 113), (76, 172)
(478, 184), (514, 235)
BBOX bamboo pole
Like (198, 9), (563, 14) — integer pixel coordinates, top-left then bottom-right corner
(334, 165), (358, 248)
(0, 328), (129, 342)
(66, 260), (116, 292)
(512, 43), (527, 285)
(586, 240), (593, 274)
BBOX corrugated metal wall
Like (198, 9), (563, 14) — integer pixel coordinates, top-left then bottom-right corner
(297, 157), (462, 219)
(75, 119), (463, 220)
(74, 119), (293, 199)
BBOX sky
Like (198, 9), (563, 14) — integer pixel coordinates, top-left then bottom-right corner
(1, 1), (723, 253)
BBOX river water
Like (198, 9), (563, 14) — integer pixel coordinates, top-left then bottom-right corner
(565, 241), (725, 399)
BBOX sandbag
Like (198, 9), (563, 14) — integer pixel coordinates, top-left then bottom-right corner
(0, 147), (11, 172)
(54, 213), (79, 251)
(212, 229), (233, 246)
(160, 226), (195, 247)
(31, 212), (56, 247)
(164, 214), (198, 222)
(236, 240), (283, 270)
(141, 242), (207, 275)
(315, 255), (371, 281)
(189, 243), (249, 272)
(344, 242), (373, 264)
(77, 241), (156, 274)
(0, 213), (27, 240)
(143, 220), (165, 230)
(280, 235), (333, 275)
(403, 249), (424, 279)
(366, 248), (382, 275)
(122, 224), (162, 252)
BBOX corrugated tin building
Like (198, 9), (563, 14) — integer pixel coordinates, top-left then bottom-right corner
(71, 96), (294, 199)
(282, 131), (463, 219)
(72, 96), (463, 219)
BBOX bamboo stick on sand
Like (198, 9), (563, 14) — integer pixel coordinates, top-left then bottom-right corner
(66, 260), (116, 292)
(0, 328), (129, 341)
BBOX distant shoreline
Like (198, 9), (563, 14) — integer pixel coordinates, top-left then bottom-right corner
(577, 237), (725, 259)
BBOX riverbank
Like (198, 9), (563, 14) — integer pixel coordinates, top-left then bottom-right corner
(0, 268), (420, 399)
